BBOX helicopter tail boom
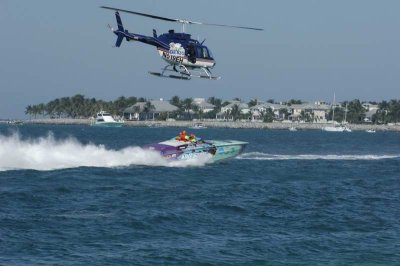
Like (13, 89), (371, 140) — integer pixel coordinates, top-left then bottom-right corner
(111, 11), (168, 49)
(115, 11), (124, 31)
(113, 12), (125, 47)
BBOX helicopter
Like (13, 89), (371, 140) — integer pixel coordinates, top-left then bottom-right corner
(101, 6), (263, 80)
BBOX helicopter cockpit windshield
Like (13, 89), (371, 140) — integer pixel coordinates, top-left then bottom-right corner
(196, 46), (213, 60)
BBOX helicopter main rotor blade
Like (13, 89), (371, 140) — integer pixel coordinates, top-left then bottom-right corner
(100, 6), (264, 31)
(190, 22), (263, 31)
(101, 6), (179, 23)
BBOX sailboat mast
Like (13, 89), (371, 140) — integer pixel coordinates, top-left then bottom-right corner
(332, 93), (336, 125)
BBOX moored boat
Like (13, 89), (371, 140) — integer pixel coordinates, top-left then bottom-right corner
(322, 125), (345, 132)
(92, 111), (124, 127)
(322, 93), (345, 132)
(189, 123), (207, 129)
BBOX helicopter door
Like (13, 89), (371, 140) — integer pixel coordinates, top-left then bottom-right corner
(187, 43), (196, 64)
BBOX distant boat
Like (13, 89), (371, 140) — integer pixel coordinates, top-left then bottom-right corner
(343, 127), (352, 132)
(92, 111), (124, 127)
(7, 120), (23, 125)
(288, 126), (297, 131)
(322, 93), (345, 132)
(366, 129), (376, 133)
(342, 103), (352, 132)
(147, 122), (162, 128)
(190, 123), (207, 129)
(322, 125), (345, 132)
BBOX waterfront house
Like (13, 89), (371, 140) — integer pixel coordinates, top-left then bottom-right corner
(288, 102), (330, 123)
(362, 103), (379, 123)
(123, 99), (179, 120)
(193, 98), (215, 113)
(250, 102), (288, 121)
(217, 101), (250, 120)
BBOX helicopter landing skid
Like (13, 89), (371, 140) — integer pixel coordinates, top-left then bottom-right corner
(148, 72), (191, 80)
(148, 65), (220, 80)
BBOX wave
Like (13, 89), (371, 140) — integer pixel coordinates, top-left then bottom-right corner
(237, 152), (400, 161)
(0, 133), (212, 171)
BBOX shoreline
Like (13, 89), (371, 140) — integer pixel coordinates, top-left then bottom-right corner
(15, 118), (400, 131)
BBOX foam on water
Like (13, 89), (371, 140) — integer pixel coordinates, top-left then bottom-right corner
(0, 133), (212, 171)
(237, 152), (400, 161)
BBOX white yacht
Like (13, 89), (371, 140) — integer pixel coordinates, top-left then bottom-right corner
(93, 111), (124, 127)
(289, 127), (297, 132)
(322, 124), (345, 132)
(366, 129), (376, 133)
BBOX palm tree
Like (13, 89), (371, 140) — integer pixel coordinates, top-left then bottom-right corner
(207, 97), (222, 113)
(263, 108), (274, 122)
(248, 99), (258, 107)
(133, 105), (141, 120)
(347, 99), (366, 123)
(143, 101), (155, 120)
(192, 104), (200, 120)
(229, 104), (241, 121)
(182, 98), (193, 120)
(25, 105), (33, 119)
(170, 96), (181, 108)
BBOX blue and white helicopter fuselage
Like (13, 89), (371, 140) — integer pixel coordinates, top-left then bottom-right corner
(110, 12), (218, 80)
(101, 6), (263, 80)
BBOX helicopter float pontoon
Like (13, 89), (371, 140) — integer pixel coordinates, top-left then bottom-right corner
(101, 6), (263, 80)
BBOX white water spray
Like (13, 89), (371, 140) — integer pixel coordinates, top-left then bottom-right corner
(0, 133), (212, 171)
(237, 152), (400, 161)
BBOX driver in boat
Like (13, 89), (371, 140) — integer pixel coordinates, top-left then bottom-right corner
(189, 133), (197, 143)
(176, 130), (190, 141)
(175, 131), (198, 142)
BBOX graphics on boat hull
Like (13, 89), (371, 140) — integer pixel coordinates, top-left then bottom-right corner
(144, 138), (248, 163)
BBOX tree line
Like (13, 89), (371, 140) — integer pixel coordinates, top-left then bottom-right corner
(25, 95), (139, 119)
(25, 95), (400, 124)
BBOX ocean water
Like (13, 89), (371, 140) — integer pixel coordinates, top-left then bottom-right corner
(1, 124), (399, 265)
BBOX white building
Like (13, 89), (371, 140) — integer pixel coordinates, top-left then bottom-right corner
(217, 101), (250, 120)
(289, 102), (330, 123)
(123, 99), (178, 120)
(193, 98), (215, 113)
(250, 103), (288, 121)
(362, 103), (379, 123)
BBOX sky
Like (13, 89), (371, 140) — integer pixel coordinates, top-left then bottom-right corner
(1, 0), (399, 118)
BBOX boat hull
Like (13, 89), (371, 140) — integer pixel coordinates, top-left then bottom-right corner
(322, 126), (345, 132)
(207, 140), (248, 162)
(92, 122), (125, 127)
(144, 139), (248, 163)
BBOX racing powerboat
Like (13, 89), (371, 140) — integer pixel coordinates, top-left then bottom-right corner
(144, 137), (248, 163)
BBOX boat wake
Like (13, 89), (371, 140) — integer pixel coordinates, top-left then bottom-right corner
(237, 152), (400, 161)
(0, 133), (212, 171)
